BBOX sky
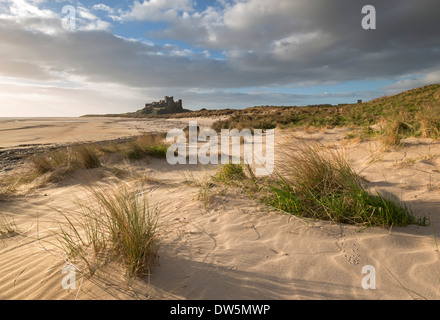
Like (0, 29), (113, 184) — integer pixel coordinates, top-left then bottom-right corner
(0, 0), (439, 117)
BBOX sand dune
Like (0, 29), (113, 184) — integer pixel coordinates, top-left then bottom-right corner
(0, 119), (440, 300)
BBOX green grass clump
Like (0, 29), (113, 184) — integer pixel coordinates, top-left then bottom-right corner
(345, 126), (378, 142)
(263, 145), (425, 227)
(126, 134), (169, 160)
(57, 185), (160, 278)
(212, 163), (246, 184)
(145, 144), (168, 158)
(208, 145), (426, 228)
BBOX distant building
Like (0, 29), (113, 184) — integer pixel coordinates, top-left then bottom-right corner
(357, 99), (363, 104)
(141, 96), (184, 114)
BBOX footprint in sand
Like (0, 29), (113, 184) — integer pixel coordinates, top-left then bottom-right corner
(339, 234), (361, 265)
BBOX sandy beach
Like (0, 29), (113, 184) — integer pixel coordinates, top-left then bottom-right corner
(0, 117), (217, 149)
(0, 117), (440, 300)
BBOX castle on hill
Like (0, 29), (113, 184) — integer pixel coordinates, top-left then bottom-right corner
(140, 96), (184, 115)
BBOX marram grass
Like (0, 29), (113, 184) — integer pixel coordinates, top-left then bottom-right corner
(264, 145), (426, 227)
(212, 163), (246, 184)
(56, 184), (160, 279)
(212, 145), (426, 228)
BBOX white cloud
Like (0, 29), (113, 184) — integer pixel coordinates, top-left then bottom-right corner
(151, 0), (308, 51)
(384, 69), (440, 94)
(0, 0), (112, 34)
(73, 6), (112, 31)
(122, 0), (194, 22)
(4, 0), (55, 19)
(271, 32), (336, 62)
(92, 4), (114, 14)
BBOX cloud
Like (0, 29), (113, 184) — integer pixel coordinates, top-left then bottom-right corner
(122, 0), (195, 22)
(2, 0), (439, 90)
(384, 69), (440, 94)
(148, 0), (440, 83)
(92, 4), (114, 14)
(0, 19), (282, 89)
(2, 0), (55, 19)
(0, 0), (112, 33)
(74, 6), (112, 31)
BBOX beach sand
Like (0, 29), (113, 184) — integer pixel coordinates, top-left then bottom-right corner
(0, 118), (439, 300)
(0, 117), (216, 149)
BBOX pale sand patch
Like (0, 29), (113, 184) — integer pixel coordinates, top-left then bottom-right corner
(0, 127), (439, 300)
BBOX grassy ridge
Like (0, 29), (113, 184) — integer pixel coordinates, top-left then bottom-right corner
(82, 83), (440, 142)
(210, 83), (440, 142)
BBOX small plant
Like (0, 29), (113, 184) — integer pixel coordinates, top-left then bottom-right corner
(56, 184), (160, 279)
(196, 176), (216, 208)
(145, 144), (168, 158)
(127, 142), (145, 160)
(212, 163), (246, 184)
(345, 132), (357, 140)
(30, 148), (75, 175)
(28, 144), (101, 177)
(75, 145), (102, 169)
(126, 134), (169, 160)
(380, 116), (411, 147)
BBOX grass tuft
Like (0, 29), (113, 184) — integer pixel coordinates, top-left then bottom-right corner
(145, 144), (168, 158)
(75, 145), (102, 169)
(212, 163), (246, 184)
(263, 145), (425, 227)
(56, 184), (160, 279)
(209, 145), (426, 228)
(30, 148), (75, 175)
(126, 133), (169, 160)
(28, 144), (101, 177)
